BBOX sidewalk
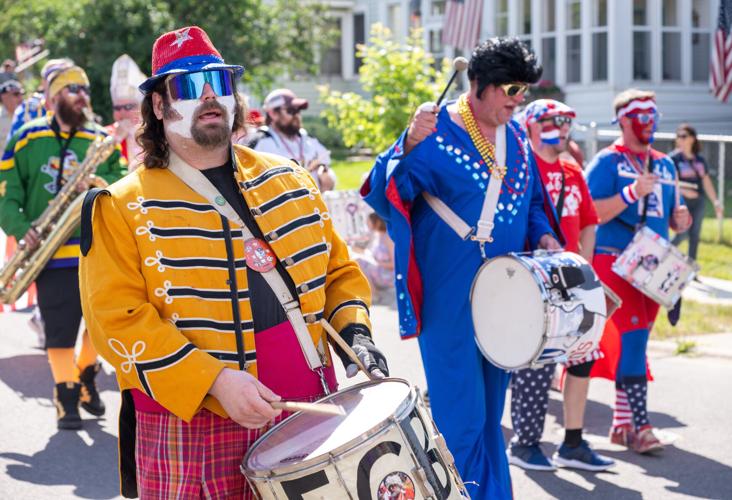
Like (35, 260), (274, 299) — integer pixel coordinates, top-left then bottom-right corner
(682, 275), (732, 305)
(648, 333), (732, 360)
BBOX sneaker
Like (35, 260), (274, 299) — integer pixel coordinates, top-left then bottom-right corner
(553, 440), (615, 472)
(609, 424), (635, 447)
(632, 426), (664, 454)
(507, 444), (556, 471)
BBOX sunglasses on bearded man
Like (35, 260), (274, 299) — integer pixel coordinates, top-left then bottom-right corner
(167, 70), (236, 101)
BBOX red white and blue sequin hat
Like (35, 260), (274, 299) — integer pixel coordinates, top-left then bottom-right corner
(139, 26), (244, 95)
(522, 99), (576, 127)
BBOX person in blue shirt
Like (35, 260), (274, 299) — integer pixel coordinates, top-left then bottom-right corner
(585, 89), (691, 455)
(362, 37), (561, 500)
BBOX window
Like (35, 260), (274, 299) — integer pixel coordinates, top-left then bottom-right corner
(592, 0), (607, 26)
(543, 0), (557, 32)
(429, 29), (444, 71)
(567, 0), (581, 30)
(662, 32), (681, 80)
(388, 3), (403, 36)
(592, 32), (608, 81)
(692, 0), (710, 28)
(663, 0), (679, 26)
(542, 37), (557, 83)
(519, 0), (532, 35)
(431, 0), (446, 16)
(633, 0), (648, 25)
(354, 13), (365, 74)
(320, 18), (342, 77)
(692, 33), (711, 81)
(633, 31), (651, 80)
(566, 34), (581, 83)
(496, 0), (509, 36)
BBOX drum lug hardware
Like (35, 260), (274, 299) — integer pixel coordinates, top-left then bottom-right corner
(412, 465), (436, 499)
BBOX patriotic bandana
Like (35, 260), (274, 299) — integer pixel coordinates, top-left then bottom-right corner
(614, 97), (658, 144)
(523, 99), (576, 145)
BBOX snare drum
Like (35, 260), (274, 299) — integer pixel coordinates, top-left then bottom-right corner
(323, 190), (373, 244)
(612, 226), (699, 309)
(470, 251), (608, 370)
(242, 379), (469, 499)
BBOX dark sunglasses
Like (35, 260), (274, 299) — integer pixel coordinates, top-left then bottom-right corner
(540, 115), (573, 127)
(676, 133), (690, 139)
(66, 84), (90, 95)
(500, 82), (529, 97)
(113, 103), (138, 112)
(167, 70), (235, 101)
(283, 106), (302, 115)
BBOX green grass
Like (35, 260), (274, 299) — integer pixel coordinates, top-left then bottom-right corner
(331, 160), (373, 190)
(652, 300), (731, 339)
(674, 218), (732, 281)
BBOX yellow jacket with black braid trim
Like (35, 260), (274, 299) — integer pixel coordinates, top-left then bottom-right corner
(79, 145), (371, 422)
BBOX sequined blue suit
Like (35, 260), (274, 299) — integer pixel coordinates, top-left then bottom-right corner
(362, 104), (556, 499)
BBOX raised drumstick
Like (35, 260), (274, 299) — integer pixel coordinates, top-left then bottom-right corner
(435, 57), (469, 108)
(618, 170), (697, 191)
(271, 400), (345, 416)
(320, 318), (376, 381)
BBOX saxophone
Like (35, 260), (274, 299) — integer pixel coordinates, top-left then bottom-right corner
(0, 117), (116, 304)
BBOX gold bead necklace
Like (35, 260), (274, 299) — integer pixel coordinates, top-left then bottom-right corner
(457, 94), (507, 180)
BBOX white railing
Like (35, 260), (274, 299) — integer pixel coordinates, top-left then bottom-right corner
(577, 123), (730, 242)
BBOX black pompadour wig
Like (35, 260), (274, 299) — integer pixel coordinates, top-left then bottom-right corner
(467, 37), (543, 99)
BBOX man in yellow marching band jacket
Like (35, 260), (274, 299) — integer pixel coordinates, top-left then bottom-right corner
(79, 27), (387, 498)
(0, 65), (125, 430)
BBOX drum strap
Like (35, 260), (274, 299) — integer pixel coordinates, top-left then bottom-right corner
(422, 124), (506, 253)
(555, 168), (567, 219)
(638, 154), (652, 228)
(167, 150), (325, 372)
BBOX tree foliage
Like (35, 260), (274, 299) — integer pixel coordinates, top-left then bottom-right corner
(320, 24), (451, 153)
(0, 0), (334, 122)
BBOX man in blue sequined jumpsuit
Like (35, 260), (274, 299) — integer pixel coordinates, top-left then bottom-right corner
(362, 38), (561, 499)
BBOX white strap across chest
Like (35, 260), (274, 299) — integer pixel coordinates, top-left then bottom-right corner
(423, 124), (506, 247)
(167, 151), (324, 371)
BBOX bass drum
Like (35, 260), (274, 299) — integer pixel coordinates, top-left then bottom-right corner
(470, 251), (608, 370)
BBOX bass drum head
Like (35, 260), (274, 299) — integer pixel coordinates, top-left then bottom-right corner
(245, 379), (412, 476)
(471, 255), (546, 369)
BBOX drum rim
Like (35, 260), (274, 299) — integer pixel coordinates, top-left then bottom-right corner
(470, 252), (550, 370)
(242, 377), (418, 479)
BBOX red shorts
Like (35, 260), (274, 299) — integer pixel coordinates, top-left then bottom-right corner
(135, 398), (322, 499)
(591, 254), (660, 381)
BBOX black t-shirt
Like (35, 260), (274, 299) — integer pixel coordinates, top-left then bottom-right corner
(201, 161), (297, 332)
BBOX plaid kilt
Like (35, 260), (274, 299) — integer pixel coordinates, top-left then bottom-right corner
(135, 395), (323, 499)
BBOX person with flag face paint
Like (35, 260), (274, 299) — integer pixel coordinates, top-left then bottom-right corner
(78, 26), (385, 498)
(506, 99), (614, 472)
(585, 89), (691, 455)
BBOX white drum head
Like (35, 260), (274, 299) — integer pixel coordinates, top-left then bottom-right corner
(246, 380), (411, 474)
(471, 256), (545, 368)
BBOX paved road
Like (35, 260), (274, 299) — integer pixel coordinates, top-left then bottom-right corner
(1, 306), (731, 499)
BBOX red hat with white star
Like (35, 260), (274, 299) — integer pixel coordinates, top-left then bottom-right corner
(139, 26), (243, 94)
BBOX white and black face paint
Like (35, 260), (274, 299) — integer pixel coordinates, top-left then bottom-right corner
(165, 94), (236, 140)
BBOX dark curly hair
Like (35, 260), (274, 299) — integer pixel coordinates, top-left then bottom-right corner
(468, 37), (543, 99)
(137, 80), (246, 169)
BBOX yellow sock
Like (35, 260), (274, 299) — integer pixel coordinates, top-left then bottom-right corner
(47, 348), (78, 384)
(76, 329), (99, 371)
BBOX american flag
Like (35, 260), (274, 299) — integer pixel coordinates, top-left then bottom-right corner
(711, 0), (732, 102)
(442, 0), (484, 51)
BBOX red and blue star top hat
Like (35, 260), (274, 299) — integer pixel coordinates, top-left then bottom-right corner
(139, 26), (244, 94)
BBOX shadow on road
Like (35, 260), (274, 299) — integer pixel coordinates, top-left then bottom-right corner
(0, 353), (117, 401)
(0, 420), (120, 499)
(504, 389), (732, 499)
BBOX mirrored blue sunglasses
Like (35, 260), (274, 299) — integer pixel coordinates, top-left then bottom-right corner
(167, 70), (236, 101)
(625, 112), (657, 124)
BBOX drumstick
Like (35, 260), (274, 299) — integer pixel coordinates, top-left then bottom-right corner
(271, 400), (345, 416)
(618, 171), (697, 190)
(320, 319), (376, 381)
(436, 57), (469, 108)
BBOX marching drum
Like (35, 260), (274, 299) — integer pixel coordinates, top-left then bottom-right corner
(323, 190), (373, 245)
(612, 226), (699, 309)
(242, 379), (469, 499)
(471, 251), (609, 370)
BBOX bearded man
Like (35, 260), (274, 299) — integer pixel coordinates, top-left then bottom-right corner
(0, 65), (125, 429)
(79, 27), (386, 498)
